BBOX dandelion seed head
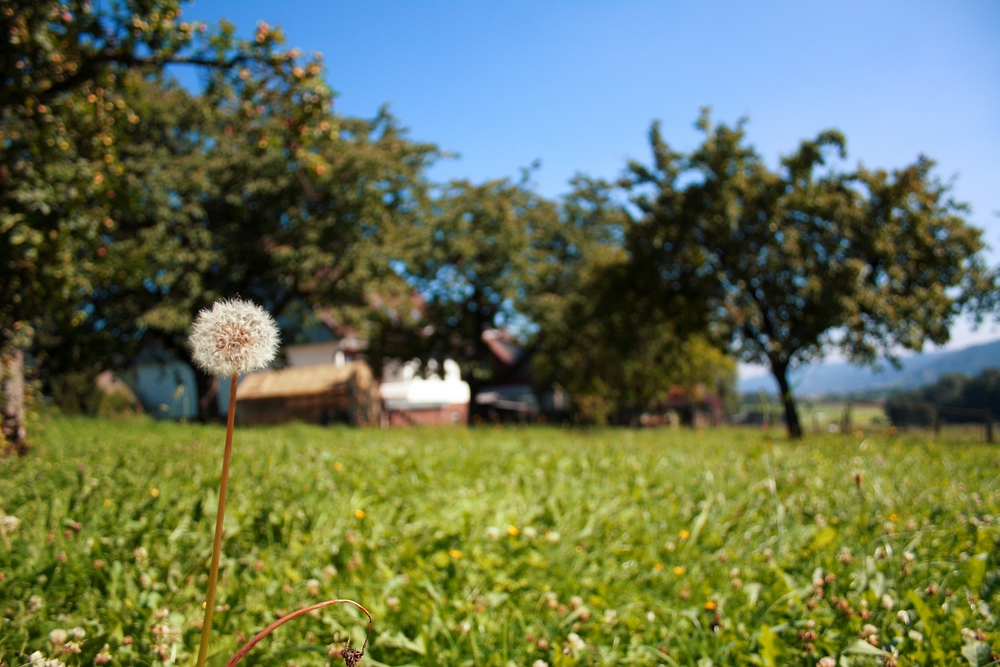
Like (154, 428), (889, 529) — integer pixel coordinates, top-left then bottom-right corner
(189, 299), (279, 376)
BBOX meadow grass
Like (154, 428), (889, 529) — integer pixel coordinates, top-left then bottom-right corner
(1, 417), (998, 667)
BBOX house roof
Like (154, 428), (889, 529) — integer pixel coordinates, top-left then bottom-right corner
(237, 361), (371, 400)
(482, 329), (520, 366)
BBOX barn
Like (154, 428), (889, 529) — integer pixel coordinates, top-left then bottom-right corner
(235, 361), (380, 427)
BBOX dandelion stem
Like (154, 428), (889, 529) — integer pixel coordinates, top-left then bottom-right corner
(196, 372), (239, 667)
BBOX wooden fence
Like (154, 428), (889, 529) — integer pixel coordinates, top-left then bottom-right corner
(882, 401), (994, 443)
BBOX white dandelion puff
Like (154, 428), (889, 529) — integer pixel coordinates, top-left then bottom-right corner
(189, 299), (279, 377)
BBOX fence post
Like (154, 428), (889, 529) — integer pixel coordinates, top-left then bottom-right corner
(932, 406), (940, 440)
(841, 402), (852, 434)
(986, 417), (994, 444)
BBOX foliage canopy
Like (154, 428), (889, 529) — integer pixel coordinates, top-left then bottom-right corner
(624, 111), (996, 437)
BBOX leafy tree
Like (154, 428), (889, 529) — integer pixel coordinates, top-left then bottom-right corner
(41, 66), (437, 419)
(378, 172), (741, 425)
(376, 176), (560, 409)
(0, 0), (347, 449)
(625, 111), (996, 438)
(531, 178), (736, 424)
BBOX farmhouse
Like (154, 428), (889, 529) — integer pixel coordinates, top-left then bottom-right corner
(380, 359), (471, 425)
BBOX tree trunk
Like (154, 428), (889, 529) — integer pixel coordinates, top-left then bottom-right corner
(771, 362), (803, 439)
(1, 343), (28, 456)
(466, 376), (482, 426)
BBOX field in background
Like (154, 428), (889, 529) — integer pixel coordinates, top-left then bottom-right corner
(2, 418), (999, 666)
(799, 403), (887, 430)
(738, 399), (995, 444)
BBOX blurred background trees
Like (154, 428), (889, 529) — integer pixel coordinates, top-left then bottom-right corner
(2, 3), (996, 447)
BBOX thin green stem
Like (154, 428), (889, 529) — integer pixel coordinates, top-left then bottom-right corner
(196, 373), (239, 667)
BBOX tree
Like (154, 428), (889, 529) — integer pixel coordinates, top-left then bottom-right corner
(530, 177), (736, 424)
(890, 368), (1000, 423)
(375, 176), (562, 413)
(380, 172), (739, 425)
(40, 66), (437, 419)
(625, 111), (997, 438)
(0, 0), (343, 449)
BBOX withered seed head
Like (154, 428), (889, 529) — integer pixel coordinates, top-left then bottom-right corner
(341, 646), (364, 667)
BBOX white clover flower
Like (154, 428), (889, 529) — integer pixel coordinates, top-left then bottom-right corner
(189, 299), (279, 377)
(1, 514), (20, 533)
(94, 644), (112, 665)
(567, 632), (586, 652)
(49, 629), (67, 645)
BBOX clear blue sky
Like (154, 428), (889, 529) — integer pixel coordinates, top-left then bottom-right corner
(177, 0), (1000, 354)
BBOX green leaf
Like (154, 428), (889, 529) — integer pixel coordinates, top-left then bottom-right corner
(842, 640), (884, 657)
(375, 631), (427, 655)
(758, 625), (778, 667)
(808, 526), (837, 552)
(962, 640), (992, 667)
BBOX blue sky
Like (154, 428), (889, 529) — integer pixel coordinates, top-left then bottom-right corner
(177, 1), (1000, 359)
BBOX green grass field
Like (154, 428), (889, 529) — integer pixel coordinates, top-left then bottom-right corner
(1, 418), (999, 667)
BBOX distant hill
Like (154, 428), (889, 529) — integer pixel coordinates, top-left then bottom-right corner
(739, 338), (1000, 396)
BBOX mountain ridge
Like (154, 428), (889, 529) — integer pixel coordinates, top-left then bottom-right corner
(738, 338), (1000, 396)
